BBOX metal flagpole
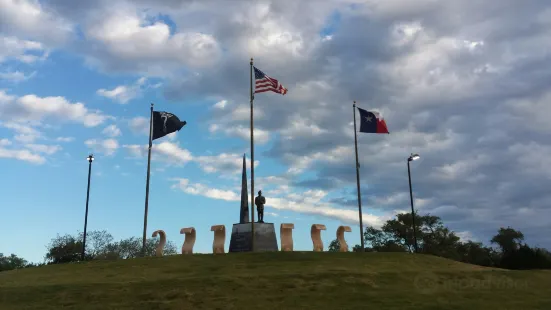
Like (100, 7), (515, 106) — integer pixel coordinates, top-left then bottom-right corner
(81, 154), (94, 261)
(250, 58), (255, 251)
(142, 103), (154, 256)
(352, 101), (365, 251)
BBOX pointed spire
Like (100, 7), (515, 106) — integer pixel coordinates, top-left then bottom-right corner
(239, 154), (250, 223)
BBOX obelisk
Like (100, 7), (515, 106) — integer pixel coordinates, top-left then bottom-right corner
(239, 154), (249, 223)
(229, 154), (278, 252)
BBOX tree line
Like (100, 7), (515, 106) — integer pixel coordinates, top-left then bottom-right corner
(1, 231), (177, 272)
(328, 212), (551, 270)
(2, 212), (551, 272)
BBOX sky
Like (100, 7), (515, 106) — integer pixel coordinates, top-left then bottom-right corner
(1, 0), (551, 263)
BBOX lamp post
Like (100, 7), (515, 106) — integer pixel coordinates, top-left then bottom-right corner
(82, 154), (94, 261)
(407, 153), (420, 253)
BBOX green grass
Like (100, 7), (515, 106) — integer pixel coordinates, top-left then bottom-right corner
(1, 252), (550, 309)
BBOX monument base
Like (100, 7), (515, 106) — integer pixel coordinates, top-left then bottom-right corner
(229, 222), (278, 252)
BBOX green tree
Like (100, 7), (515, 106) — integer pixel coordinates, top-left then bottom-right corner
(45, 230), (178, 263)
(491, 227), (524, 253)
(105, 236), (177, 259)
(45, 234), (86, 264)
(0, 253), (28, 272)
(328, 239), (340, 252)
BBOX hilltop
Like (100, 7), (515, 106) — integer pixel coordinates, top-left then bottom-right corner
(1, 252), (549, 309)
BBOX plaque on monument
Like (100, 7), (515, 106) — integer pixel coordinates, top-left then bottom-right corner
(229, 154), (278, 252)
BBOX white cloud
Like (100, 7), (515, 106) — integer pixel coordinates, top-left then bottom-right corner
(128, 116), (149, 135)
(0, 0), (72, 44)
(0, 138), (11, 146)
(102, 124), (122, 137)
(213, 100), (227, 109)
(195, 153), (258, 174)
(0, 70), (36, 82)
(123, 141), (193, 165)
(0, 121), (43, 143)
(24, 144), (61, 155)
(170, 177), (385, 226)
(0, 36), (48, 64)
(171, 178), (240, 201)
(85, 138), (119, 156)
(210, 124), (270, 144)
(56, 137), (74, 142)
(0, 146), (45, 164)
(97, 77), (159, 104)
(0, 91), (111, 127)
(84, 10), (221, 74)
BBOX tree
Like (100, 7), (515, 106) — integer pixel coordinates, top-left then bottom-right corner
(105, 236), (178, 259)
(0, 253), (28, 272)
(328, 239), (340, 252)
(491, 227), (524, 253)
(456, 241), (496, 267)
(44, 230), (178, 263)
(45, 234), (87, 264)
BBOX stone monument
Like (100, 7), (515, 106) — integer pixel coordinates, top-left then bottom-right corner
(152, 229), (166, 257)
(229, 154), (278, 252)
(180, 227), (196, 254)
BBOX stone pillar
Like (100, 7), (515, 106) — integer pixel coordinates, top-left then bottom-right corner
(311, 224), (326, 252)
(180, 227), (196, 254)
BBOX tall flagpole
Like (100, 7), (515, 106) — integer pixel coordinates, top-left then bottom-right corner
(142, 103), (154, 256)
(250, 58), (255, 251)
(353, 101), (365, 251)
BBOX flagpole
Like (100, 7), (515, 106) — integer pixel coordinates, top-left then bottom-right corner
(250, 57), (255, 252)
(142, 103), (154, 256)
(353, 101), (365, 251)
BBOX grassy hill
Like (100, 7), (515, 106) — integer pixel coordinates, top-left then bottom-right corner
(1, 252), (550, 309)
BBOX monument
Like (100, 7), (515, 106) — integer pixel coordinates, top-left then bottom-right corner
(229, 154), (278, 252)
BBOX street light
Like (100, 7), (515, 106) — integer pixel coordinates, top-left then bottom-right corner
(407, 153), (420, 253)
(82, 154), (94, 261)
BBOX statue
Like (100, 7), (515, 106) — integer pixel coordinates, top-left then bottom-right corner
(255, 190), (266, 223)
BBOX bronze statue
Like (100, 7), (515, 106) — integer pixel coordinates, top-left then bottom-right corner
(255, 190), (266, 223)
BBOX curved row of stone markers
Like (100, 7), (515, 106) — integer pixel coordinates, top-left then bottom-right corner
(151, 224), (352, 256)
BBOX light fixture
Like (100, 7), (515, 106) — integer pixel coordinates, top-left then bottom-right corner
(87, 154), (94, 162)
(408, 153), (420, 161)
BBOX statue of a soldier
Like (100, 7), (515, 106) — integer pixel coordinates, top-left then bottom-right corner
(254, 190), (266, 223)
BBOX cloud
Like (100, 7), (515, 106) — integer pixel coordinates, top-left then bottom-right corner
(0, 145), (45, 164)
(123, 141), (192, 165)
(85, 138), (119, 156)
(55, 136), (74, 142)
(80, 7), (222, 75)
(97, 77), (161, 104)
(7, 0), (551, 247)
(0, 0), (73, 44)
(24, 144), (62, 155)
(0, 36), (48, 64)
(171, 178), (240, 202)
(102, 124), (122, 137)
(128, 116), (149, 135)
(0, 121), (43, 143)
(0, 90), (111, 127)
(170, 177), (386, 226)
(194, 153), (258, 174)
(0, 70), (36, 82)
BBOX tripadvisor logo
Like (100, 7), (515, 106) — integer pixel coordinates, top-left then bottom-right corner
(413, 272), (528, 294)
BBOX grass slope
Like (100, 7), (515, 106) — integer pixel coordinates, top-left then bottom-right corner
(1, 252), (550, 309)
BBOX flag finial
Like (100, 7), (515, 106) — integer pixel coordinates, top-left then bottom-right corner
(353, 100), (356, 107)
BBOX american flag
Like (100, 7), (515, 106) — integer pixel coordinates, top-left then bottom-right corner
(254, 66), (288, 95)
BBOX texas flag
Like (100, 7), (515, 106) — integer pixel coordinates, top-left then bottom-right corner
(357, 107), (389, 134)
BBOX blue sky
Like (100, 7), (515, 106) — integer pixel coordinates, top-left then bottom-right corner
(2, 0), (551, 263)
(0, 51), (367, 262)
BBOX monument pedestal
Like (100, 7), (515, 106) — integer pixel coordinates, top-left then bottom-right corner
(229, 222), (278, 252)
